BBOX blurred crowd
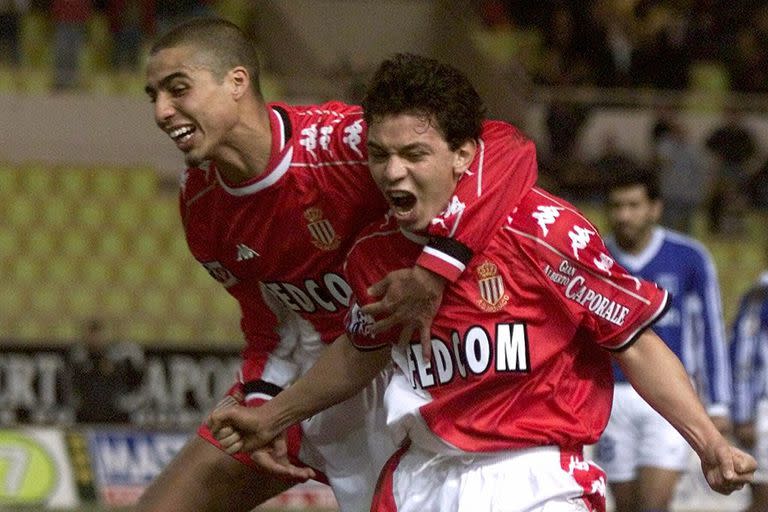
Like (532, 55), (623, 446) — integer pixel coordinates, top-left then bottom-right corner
(539, 104), (768, 237)
(0, 0), (231, 90)
(479, 0), (768, 93)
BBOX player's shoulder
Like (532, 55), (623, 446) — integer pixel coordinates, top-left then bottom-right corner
(479, 119), (534, 152)
(660, 228), (713, 260)
(276, 100), (364, 130)
(345, 215), (407, 268)
(275, 100), (367, 161)
(511, 187), (600, 242)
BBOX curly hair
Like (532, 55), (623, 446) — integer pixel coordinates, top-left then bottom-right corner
(362, 53), (486, 150)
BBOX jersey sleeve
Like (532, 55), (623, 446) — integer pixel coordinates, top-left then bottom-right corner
(729, 282), (768, 424)
(511, 189), (669, 350)
(689, 244), (731, 413)
(237, 286), (309, 405)
(343, 226), (413, 350)
(418, 120), (538, 281)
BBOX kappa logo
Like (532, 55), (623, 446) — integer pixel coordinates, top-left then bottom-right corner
(343, 119), (364, 157)
(236, 243), (259, 261)
(593, 252), (614, 274)
(305, 207), (340, 250)
(568, 225), (595, 260)
(476, 260), (509, 312)
(431, 195), (466, 236)
(532, 205), (563, 236)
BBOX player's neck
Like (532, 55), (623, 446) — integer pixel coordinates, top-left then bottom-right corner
(618, 228), (654, 255)
(213, 106), (272, 183)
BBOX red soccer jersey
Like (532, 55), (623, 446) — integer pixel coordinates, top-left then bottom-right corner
(179, 101), (537, 390)
(345, 187), (669, 453)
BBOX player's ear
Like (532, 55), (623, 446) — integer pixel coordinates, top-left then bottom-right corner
(452, 139), (477, 179)
(230, 66), (250, 99)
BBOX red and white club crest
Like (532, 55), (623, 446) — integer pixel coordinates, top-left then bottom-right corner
(305, 207), (340, 250)
(476, 260), (509, 312)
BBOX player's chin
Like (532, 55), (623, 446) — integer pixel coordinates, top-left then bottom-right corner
(184, 151), (206, 168)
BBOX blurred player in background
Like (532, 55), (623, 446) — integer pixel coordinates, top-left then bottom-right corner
(595, 165), (732, 512)
(730, 271), (768, 512)
(138, 17), (536, 512)
(209, 53), (755, 512)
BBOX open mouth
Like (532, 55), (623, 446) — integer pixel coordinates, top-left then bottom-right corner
(386, 190), (417, 215)
(169, 125), (196, 146)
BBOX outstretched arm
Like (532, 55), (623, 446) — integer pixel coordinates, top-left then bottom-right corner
(208, 334), (390, 455)
(612, 329), (756, 494)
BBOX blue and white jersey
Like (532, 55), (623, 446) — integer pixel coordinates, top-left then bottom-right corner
(730, 272), (768, 424)
(606, 227), (731, 415)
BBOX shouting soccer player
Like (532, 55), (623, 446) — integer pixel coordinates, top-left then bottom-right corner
(209, 53), (756, 512)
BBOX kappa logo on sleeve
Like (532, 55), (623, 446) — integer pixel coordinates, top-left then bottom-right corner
(568, 225), (595, 260)
(343, 119), (364, 158)
(531, 205), (563, 236)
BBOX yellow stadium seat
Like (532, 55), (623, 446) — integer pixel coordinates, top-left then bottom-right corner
(97, 231), (127, 259)
(103, 288), (134, 315)
(58, 167), (92, 196)
(61, 230), (91, 259)
(0, 164), (19, 194)
(75, 200), (107, 229)
(6, 196), (37, 226)
(126, 168), (159, 198)
(41, 199), (72, 228)
(25, 229), (55, 256)
(23, 167), (53, 195)
(0, 230), (17, 257)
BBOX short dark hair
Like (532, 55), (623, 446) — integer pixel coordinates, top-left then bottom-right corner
(362, 53), (485, 150)
(604, 158), (661, 200)
(150, 17), (262, 94)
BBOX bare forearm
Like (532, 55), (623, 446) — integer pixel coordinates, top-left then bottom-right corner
(261, 335), (389, 433)
(613, 329), (723, 456)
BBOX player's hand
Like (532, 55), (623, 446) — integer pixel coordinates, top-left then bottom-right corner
(362, 266), (445, 361)
(700, 441), (756, 494)
(207, 404), (278, 454)
(250, 433), (316, 482)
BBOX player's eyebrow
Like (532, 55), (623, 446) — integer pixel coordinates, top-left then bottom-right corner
(367, 141), (430, 153)
(145, 72), (189, 96)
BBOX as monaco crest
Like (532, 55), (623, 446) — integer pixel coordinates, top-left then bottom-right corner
(476, 260), (509, 312)
(305, 207), (340, 250)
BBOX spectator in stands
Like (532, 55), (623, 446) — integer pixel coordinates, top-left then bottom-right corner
(0, 0), (28, 67)
(105, 0), (155, 75)
(704, 108), (757, 235)
(730, 268), (768, 512)
(155, 0), (213, 35)
(650, 113), (706, 233)
(51, 0), (93, 90)
(68, 317), (144, 423)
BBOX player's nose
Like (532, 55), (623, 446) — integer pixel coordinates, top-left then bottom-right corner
(154, 94), (176, 126)
(383, 156), (407, 182)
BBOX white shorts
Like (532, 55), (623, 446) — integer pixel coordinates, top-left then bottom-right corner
(297, 366), (396, 512)
(751, 398), (768, 483)
(373, 445), (606, 512)
(230, 289), (397, 512)
(595, 383), (690, 482)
